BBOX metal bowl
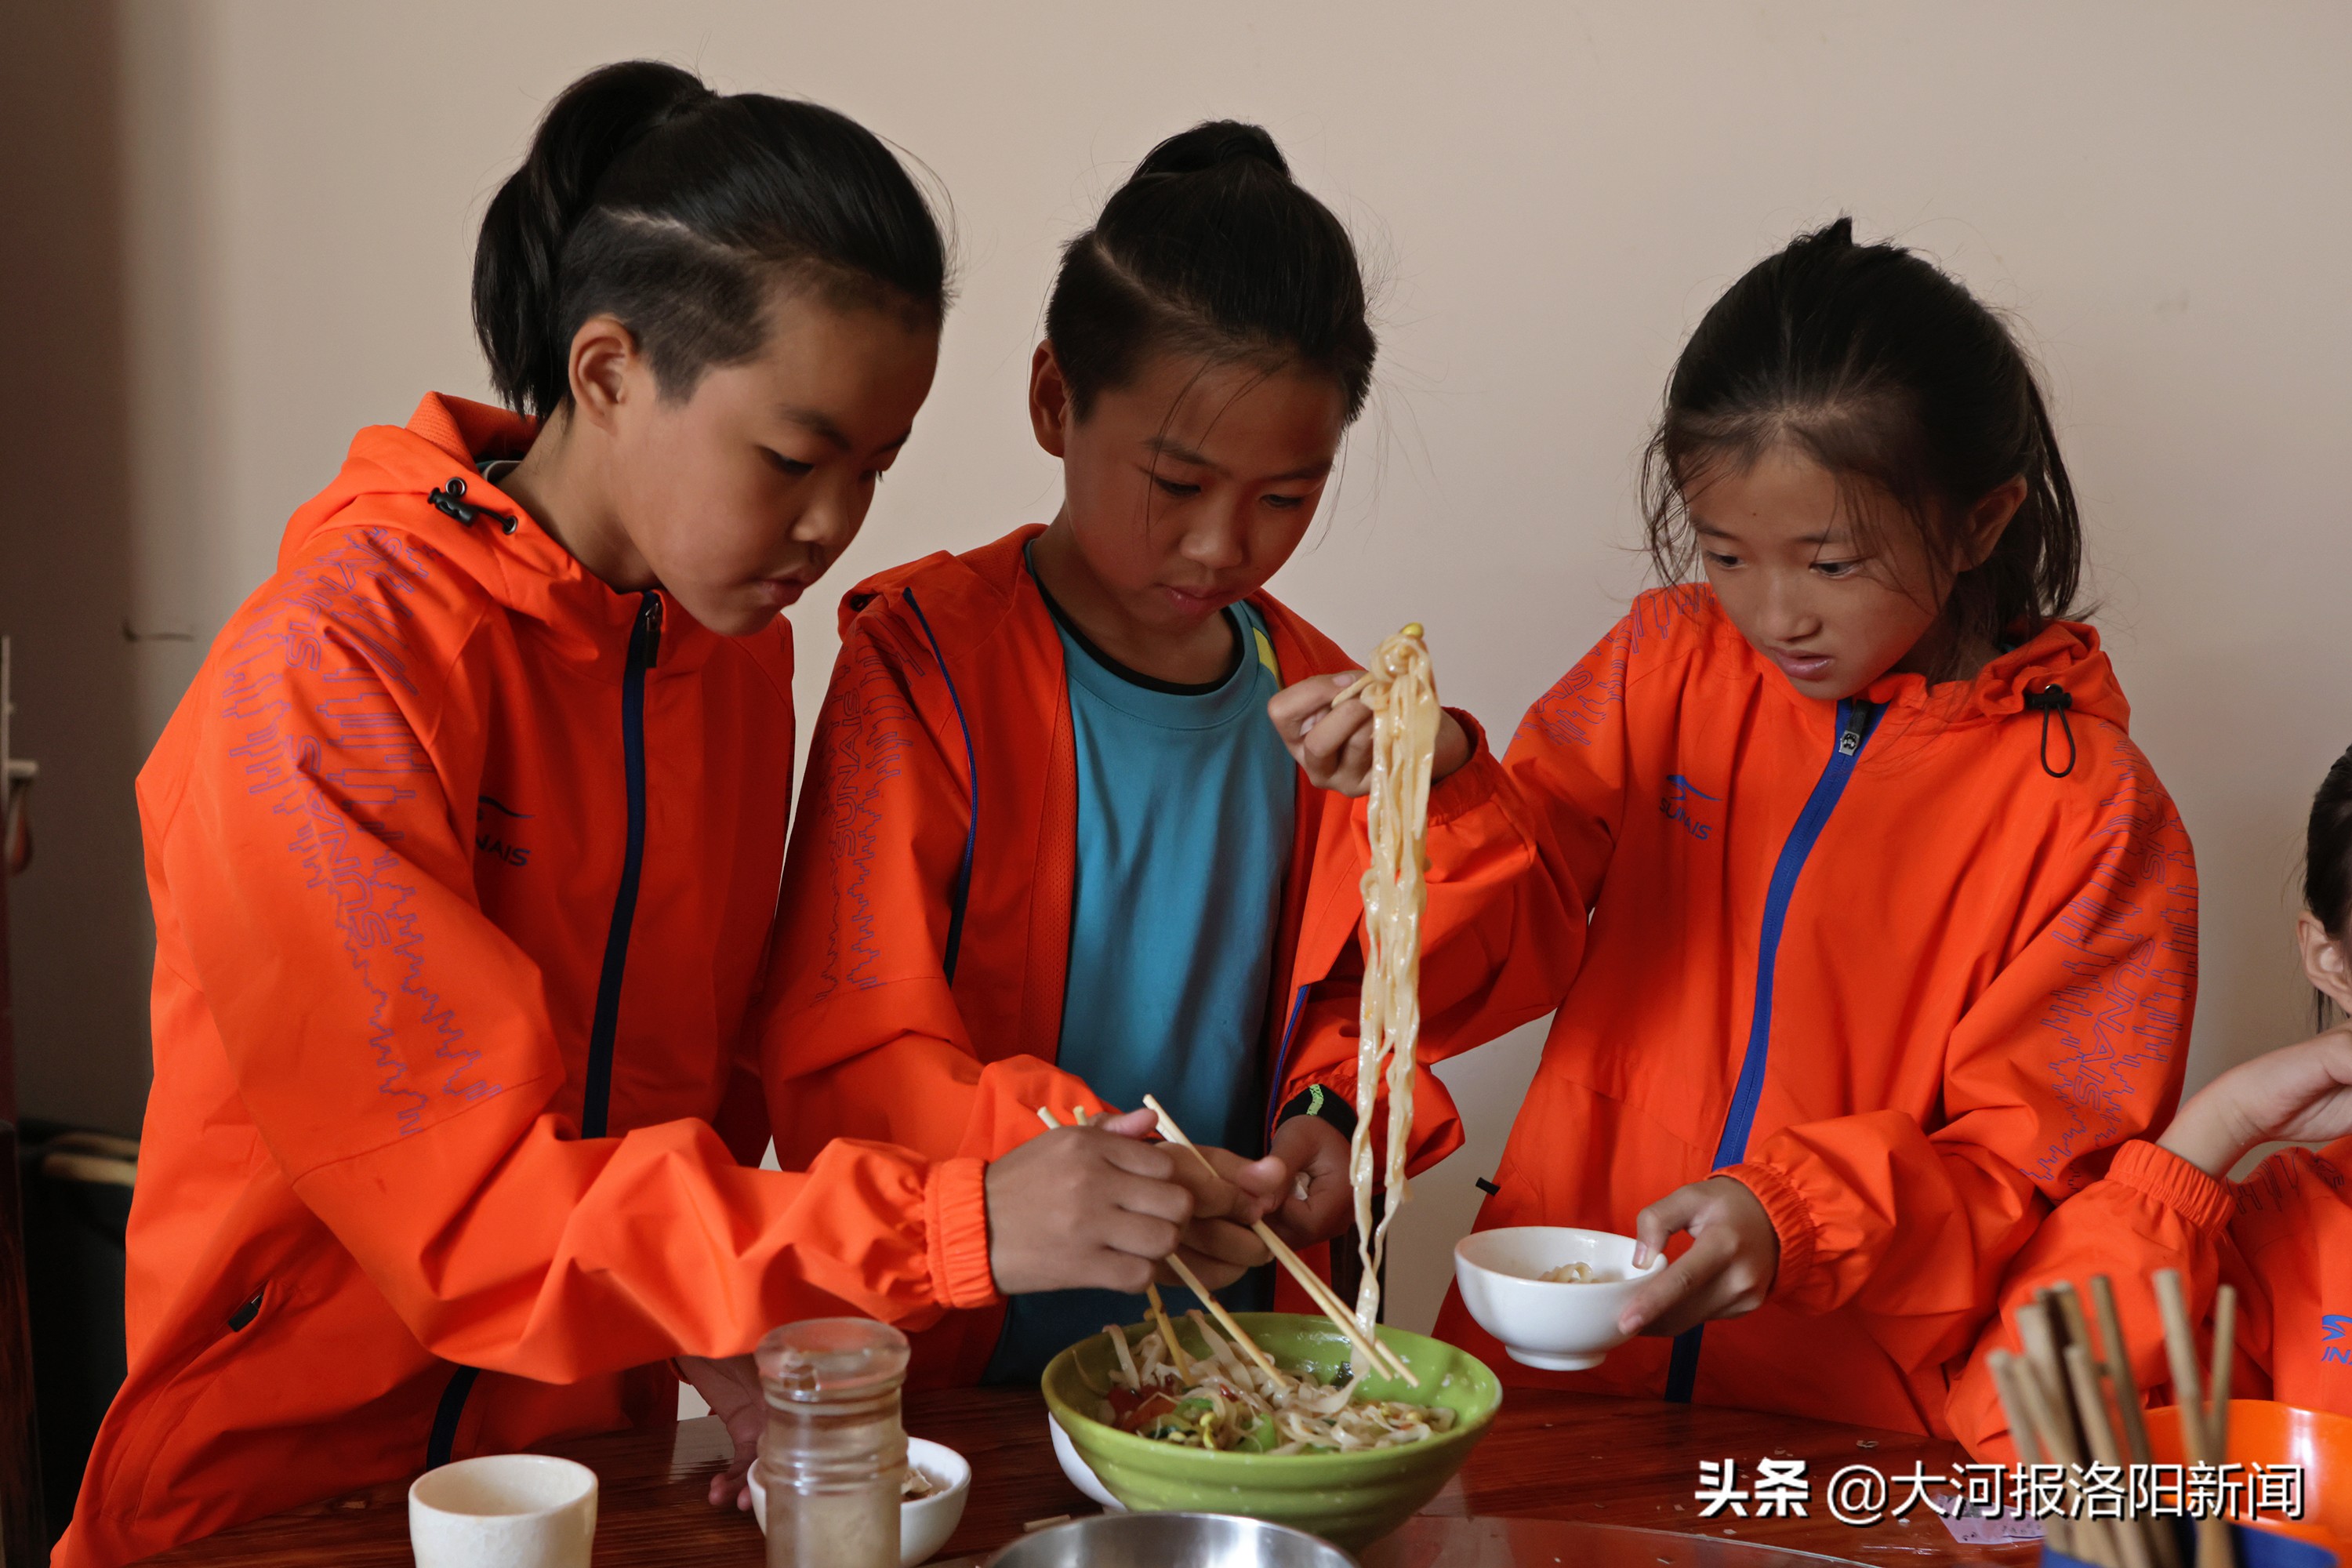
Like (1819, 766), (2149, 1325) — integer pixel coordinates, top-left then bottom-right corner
(985, 1511), (1355, 1567)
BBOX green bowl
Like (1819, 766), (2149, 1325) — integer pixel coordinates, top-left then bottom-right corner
(1040, 1312), (1501, 1550)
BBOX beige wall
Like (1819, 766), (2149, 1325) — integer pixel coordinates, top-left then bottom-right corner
(4, 0), (2347, 1331)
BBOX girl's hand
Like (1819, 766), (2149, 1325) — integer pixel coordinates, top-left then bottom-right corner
(1269, 673), (1470, 797)
(2159, 1027), (2352, 1178)
(675, 1353), (767, 1512)
(1265, 1112), (1354, 1248)
(1617, 1177), (1781, 1339)
(985, 1109), (1270, 1296)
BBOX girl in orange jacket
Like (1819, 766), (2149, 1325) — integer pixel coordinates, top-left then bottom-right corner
(768, 122), (1580, 1385)
(1399, 220), (2197, 1436)
(64, 64), (1272, 1567)
(1953, 743), (2352, 1456)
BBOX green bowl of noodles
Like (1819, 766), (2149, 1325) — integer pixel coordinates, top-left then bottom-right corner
(1041, 1311), (1501, 1549)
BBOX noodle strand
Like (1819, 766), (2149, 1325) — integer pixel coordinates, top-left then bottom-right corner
(1347, 624), (1440, 1334)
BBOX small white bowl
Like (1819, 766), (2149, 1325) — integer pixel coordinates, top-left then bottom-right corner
(408, 1454), (597, 1568)
(749, 1436), (970, 1566)
(1047, 1415), (1123, 1512)
(1453, 1225), (1664, 1371)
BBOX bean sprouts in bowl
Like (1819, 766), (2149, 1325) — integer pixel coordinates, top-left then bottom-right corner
(1041, 1311), (1500, 1550)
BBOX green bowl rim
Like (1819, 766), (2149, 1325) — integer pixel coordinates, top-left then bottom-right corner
(1040, 1311), (1502, 1469)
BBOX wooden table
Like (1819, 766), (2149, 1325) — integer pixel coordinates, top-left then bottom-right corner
(144, 1388), (2042, 1566)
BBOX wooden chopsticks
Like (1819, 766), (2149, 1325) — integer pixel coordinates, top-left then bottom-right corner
(2154, 1270), (2238, 1568)
(1991, 1272), (2237, 1568)
(1140, 1094), (1417, 1385)
(1034, 1106), (1291, 1387)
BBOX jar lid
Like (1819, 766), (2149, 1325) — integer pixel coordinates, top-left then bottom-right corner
(755, 1318), (911, 1403)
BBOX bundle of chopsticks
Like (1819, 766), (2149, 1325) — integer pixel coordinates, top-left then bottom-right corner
(1034, 1098), (1417, 1388)
(1984, 1269), (2237, 1568)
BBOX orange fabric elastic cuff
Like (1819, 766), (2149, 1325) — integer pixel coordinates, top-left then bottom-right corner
(1718, 1161), (1817, 1299)
(925, 1156), (1001, 1311)
(1425, 709), (1497, 824)
(2109, 1138), (2238, 1235)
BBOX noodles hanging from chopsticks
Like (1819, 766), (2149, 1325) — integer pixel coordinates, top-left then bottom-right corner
(1347, 624), (1440, 1335)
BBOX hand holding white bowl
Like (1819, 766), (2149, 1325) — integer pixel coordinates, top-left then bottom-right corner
(1452, 1226), (1664, 1371)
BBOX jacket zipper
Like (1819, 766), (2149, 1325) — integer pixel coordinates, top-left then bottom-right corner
(429, 590), (662, 1469)
(1664, 695), (1880, 1404)
(583, 590), (662, 1138)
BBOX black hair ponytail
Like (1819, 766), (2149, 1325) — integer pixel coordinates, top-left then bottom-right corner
(1044, 120), (1375, 422)
(1640, 217), (2084, 670)
(2309, 740), (2352, 965)
(2313, 746), (2352, 938)
(474, 60), (949, 420)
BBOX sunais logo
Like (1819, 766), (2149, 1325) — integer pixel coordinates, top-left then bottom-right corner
(475, 794), (532, 868)
(2324, 1314), (2352, 1363)
(1661, 775), (1719, 841)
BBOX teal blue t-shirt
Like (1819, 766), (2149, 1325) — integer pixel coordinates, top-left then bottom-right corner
(982, 557), (1296, 1384)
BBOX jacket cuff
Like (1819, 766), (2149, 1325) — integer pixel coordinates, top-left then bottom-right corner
(924, 1156), (1001, 1310)
(1718, 1161), (1817, 1299)
(2108, 1138), (2238, 1234)
(1425, 709), (1497, 824)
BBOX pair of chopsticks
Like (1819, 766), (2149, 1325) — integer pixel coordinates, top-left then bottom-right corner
(1034, 1097), (1416, 1385)
(1034, 1106), (1289, 1388)
(1986, 1272), (2236, 1568)
(1140, 1095), (1416, 1386)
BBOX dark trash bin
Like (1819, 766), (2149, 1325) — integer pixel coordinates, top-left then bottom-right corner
(18, 1120), (132, 1544)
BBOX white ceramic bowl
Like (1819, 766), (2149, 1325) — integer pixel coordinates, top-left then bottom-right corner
(408, 1454), (597, 1568)
(1452, 1225), (1664, 1371)
(749, 1436), (970, 1567)
(1046, 1415), (1123, 1512)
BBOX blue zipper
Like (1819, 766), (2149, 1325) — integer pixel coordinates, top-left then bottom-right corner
(1664, 696), (1881, 1404)
(430, 590), (662, 1468)
(1261, 982), (1316, 1146)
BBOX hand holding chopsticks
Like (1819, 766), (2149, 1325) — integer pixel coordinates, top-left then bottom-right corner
(1142, 1094), (1420, 1386)
(1033, 1106), (1293, 1387)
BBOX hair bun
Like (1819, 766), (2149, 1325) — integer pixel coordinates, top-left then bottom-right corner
(1133, 120), (1290, 180)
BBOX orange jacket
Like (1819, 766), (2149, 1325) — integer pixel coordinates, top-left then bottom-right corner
(1951, 1135), (2352, 1457)
(765, 524), (1581, 1379)
(62, 396), (1066, 1567)
(1414, 587), (2196, 1436)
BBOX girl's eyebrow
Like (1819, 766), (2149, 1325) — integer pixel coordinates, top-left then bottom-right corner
(1694, 517), (1846, 547)
(778, 406), (912, 455)
(1142, 434), (1330, 484)
(1142, 434), (1222, 472)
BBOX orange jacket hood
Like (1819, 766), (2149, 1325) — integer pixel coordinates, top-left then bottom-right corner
(1412, 586), (2194, 1437)
(274, 394), (729, 675)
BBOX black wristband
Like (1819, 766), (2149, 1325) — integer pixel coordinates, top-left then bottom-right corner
(1275, 1083), (1358, 1142)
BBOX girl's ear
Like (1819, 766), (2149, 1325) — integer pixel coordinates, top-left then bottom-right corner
(566, 313), (645, 434)
(2299, 910), (2352, 1015)
(1959, 476), (2029, 568)
(1028, 340), (1073, 459)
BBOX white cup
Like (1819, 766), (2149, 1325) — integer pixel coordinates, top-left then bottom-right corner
(408, 1454), (598, 1568)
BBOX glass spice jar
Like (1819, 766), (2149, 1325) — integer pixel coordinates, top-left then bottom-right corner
(754, 1317), (909, 1568)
